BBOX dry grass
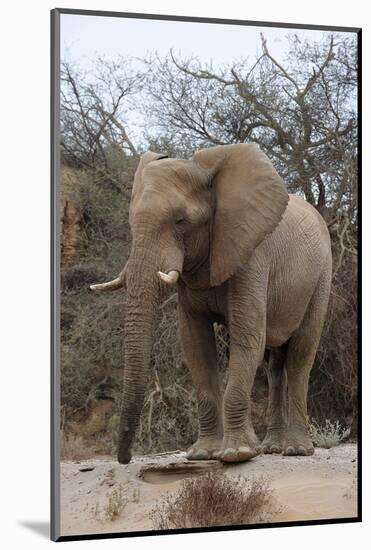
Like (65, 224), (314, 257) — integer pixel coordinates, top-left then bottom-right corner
(151, 473), (275, 530)
(60, 431), (96, 461)
(104, 485), (127, 521)
(309, 263), (358, 427)
(309, 419), (351, 449)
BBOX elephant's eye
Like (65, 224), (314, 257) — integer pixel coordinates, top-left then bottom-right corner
(175, 217), (184, 224)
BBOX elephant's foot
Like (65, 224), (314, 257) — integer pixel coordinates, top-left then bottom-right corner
(186, 436), (223, 460)
(216, 434), (260, 463)
(283, 427), (314, 456)
(261, 429), (285, 454)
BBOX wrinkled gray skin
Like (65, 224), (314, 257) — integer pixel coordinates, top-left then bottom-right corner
(91, 144), (332, 464)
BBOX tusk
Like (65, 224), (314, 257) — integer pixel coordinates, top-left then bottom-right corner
(90, 266), (127, 292)
(157, 270), (179, 285)
(90, 277), (124, 292)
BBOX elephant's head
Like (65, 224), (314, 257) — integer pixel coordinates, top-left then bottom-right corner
(90, 144), (288, 463)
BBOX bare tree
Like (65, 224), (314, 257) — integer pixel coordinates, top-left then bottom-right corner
(145, 34), (357, 212)
(61, 56), (143, 189)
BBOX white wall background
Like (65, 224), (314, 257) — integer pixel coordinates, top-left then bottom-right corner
(0, 1), (368, 548)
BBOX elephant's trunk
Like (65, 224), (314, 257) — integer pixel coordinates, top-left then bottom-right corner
(117, 247), (162, 464)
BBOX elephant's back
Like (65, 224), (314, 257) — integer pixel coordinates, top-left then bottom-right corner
(278, 194), (331, 265)
(286, 194), (331, 236)
(255, 193), (331, 274)
(258, 194), (332, 346)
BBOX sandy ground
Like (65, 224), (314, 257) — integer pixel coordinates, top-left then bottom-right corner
(60, 443), (358, 536)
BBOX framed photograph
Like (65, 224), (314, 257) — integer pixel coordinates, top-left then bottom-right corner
(51, 8), (361, 541)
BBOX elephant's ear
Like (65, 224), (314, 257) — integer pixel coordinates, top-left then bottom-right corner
(130, 151), (168, 221)
(193, 144), (289, 287)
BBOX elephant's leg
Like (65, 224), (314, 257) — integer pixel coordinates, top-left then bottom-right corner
(283, 339), (316, 456)
(179, 309), (223, 460)
(217, 273), (267, 463)
(283, 271), (331, 456)
(218, 343), (263, 463)
(261, 346), (288, 454)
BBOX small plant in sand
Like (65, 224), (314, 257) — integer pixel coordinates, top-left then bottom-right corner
(90, 502), (101, 521)
(104, 468), (116, 487)
(132, 486), (141, 503)
(151, 473), (274, 530)
(105, 485), (127, 521)
(309, 419), (351, 449)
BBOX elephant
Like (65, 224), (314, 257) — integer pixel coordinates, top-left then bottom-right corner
(90, 143), (332, 464)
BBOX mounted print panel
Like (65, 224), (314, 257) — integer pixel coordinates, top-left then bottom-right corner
(51, 8), (361, 541)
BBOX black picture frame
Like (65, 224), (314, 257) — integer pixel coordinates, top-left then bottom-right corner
(51, 8), (362, 542)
